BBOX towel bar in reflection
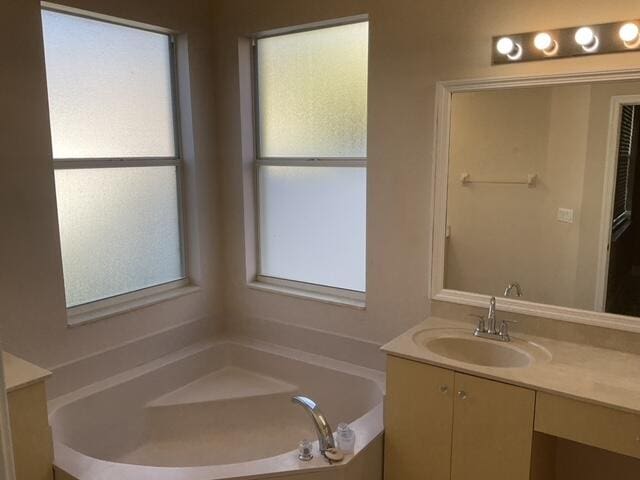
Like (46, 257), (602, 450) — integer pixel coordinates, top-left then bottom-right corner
(460, 172), (538, 187)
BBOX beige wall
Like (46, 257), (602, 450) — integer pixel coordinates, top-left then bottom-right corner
(421, 79), (640, 312)
(544, 86), (591, 308)
(5, 0), (640, 374)
(445, 85), (592, 309)
(447, 88), (553, 304)
(214, 0), (640, 343)
(573, 81), (640, 308)
(0, 0), (221, 368)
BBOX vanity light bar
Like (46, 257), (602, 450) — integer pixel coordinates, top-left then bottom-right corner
(492, 19), (640, 64)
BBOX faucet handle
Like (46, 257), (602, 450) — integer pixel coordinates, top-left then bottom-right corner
(469, 314), (486, 333)
(498, 319), (517, 340)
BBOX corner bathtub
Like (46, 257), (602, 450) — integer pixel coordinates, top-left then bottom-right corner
(48, 338), (384, 480)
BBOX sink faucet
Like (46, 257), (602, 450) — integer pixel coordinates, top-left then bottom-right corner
(487, 296), (497, 334)
(473, 296), (513, 342)
(504, 282), (523, 298)
(291, 395), (336, 454)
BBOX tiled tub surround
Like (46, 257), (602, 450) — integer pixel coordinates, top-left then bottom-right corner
(49, 338), (384, 480)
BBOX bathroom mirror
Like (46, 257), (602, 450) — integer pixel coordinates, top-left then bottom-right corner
(431, 70), (640, 329)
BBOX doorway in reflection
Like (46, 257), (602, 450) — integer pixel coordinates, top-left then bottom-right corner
(606, 104), (640, 316)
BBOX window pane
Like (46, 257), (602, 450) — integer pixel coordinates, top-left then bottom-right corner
(259, 166), (366, 291)
(55, 167), (183, 307)
(41, 10), (175, 158)
(257, 22), (368, 158)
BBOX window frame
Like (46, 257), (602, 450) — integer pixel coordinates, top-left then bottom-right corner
(42, 5), (189, 316)
(251, 19), (369, 302)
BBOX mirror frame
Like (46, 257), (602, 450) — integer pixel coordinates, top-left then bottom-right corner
(430, 68), (640, 334)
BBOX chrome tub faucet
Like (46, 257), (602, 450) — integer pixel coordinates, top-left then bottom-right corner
(291, 395), (336, 454)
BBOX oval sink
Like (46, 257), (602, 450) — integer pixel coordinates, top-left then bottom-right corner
(413, 329), (551, 369)
(425, 337), (530, 367)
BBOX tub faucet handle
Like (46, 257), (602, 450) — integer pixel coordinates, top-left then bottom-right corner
(298, 439), (313, 461)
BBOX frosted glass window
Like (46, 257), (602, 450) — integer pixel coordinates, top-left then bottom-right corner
(259, 166), (366, 292)
(55, 167), (183, 307)
(257, 22), (368, 158)
(41, 10), (175, 158)
(42, 9), (185, 310)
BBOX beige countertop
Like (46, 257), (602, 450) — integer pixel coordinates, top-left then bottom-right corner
(382, 316), (640, 415)
(3, 352), (51, 393)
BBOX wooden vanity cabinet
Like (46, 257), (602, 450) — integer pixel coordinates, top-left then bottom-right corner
(384, 355), (535, 480)
(3, 352), (53, 480)
(7, 381), (54, 480)
(384, 355), (454, 480)
(451, 372), (535, 480)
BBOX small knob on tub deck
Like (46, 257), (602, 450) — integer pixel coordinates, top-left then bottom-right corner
(298, 439), (313, 461)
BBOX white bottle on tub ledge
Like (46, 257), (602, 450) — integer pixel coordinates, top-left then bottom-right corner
(336, 423), (355, 455)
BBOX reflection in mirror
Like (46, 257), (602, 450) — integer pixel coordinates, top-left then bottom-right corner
(445, 81), (640, 316)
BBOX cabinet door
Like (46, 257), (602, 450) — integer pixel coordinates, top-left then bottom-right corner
(384, 355), (454, 480)
(451, 373), (535, 480)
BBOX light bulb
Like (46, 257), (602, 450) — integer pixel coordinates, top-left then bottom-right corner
(496, 37), (515, 55)
(534, 32), (557, 54)
(575, 27), (598, 52)
(534, 33), (552, 50)
(619, 22), (640, 46)
(575, 27), (594, 45)
(496, 37), (522, 60)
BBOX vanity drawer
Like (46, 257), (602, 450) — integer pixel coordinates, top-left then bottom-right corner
(535, 392), (640, 459)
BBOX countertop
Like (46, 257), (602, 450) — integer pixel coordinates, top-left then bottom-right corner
(381, 316), (640, 415)
(3, 352), (51, 393)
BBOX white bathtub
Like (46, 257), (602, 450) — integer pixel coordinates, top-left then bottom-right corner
(49, 337), (385, 480)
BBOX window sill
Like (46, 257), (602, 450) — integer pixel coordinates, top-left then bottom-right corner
(248, 280), (366, 310)
(67, 283), (201, 328)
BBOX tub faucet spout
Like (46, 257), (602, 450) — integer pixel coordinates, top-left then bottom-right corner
(291, 395), (336, 453)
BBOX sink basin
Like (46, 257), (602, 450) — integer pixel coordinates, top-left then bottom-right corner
(412, 329), (551, 368)
(425, 337), (531, 367)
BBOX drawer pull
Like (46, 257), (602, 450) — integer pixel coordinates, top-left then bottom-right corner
(457, 390), (467, 400)
(439, 384), (449, 394)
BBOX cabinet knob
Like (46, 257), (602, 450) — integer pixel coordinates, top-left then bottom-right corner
(457, 390), (467, 400)
(439, 384), (448, 394)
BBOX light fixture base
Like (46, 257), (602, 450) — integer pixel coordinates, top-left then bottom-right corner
(493, 19), (640, 64)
